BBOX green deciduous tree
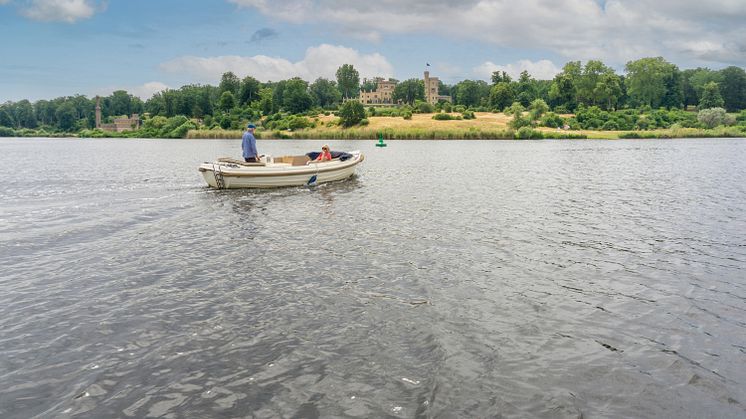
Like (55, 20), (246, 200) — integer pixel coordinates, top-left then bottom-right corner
(718, 66), (746, 111)
(699, 82), (724, 109)
(529, 98), (549, 121)
(338, 100), (365, 127)
(393, 79), (425, 104)
(594, 72), (623, 110)
(491, 70), (512, 84)
(218, 91), (236, 112)
(625, 57), (682, 108)
(489, 82), (515, 110)
(282, 78), (313, 114)
(515, 71), (538, 106)
(108, 90), (134, 116)
(453, 79), (489, 107)
(548, 73), (577, 111)
(0, 107), (15, 127)
(12, 100), (37, 128)
(219, 72), (241, 96)
(336, 64), (360, 99)
(309, 77), (341, 108)
(55, 102), (77, 131)
(258, 88), (275, 115)
(238, 76), (260, 106)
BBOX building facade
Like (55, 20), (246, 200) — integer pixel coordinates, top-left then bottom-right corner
(359, 78), (397, 104)
(424, 71), (452, 105)
(95, 96), (142, 132)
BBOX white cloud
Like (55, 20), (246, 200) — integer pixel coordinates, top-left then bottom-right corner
(474, 59), (561, 81)
(0, 0), (12, 5)
(20, 0), (101, 23)
(95, 82), (170, 100)
(160, 44), (394, 83)
(227, 0), (746, 67)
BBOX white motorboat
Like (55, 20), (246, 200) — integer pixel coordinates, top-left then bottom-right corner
(198, 150), (365, 189)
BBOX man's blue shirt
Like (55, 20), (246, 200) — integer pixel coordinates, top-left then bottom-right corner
(242, 131), (257, 159)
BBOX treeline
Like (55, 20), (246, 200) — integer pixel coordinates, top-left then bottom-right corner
(1, 56), (745, 137)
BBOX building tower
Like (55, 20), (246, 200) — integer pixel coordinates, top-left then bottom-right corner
(95, 96), (102, 129)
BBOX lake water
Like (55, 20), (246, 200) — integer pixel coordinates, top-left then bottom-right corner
(0, 137), (744, 418)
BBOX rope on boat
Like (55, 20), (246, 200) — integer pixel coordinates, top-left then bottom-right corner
(212, 163), (225, 189)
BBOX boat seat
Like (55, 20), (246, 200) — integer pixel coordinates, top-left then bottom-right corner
(217, 157), (266, 166)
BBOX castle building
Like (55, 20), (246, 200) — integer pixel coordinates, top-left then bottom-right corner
(95, 96), (142, 132)
(358, 78), (397, 105)
(424, 71), (452, 105)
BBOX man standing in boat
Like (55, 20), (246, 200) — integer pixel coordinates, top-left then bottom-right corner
(242, 123), (259, 162)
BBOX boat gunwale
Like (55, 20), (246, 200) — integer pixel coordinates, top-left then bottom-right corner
(199, 153), (364, 177)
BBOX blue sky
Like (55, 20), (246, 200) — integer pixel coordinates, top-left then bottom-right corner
(2, 0), (745, 102)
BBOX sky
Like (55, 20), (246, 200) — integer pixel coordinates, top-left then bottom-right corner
(1, 0), (746, 102)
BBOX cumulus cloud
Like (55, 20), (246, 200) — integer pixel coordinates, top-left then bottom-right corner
(227, 0), (746, 66)
(19, 0), (102, 23)
(474, 59), (561, 81)
(160, 44), (394, 83)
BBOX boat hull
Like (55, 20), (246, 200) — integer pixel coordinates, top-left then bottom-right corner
(199, 151), (364, 189)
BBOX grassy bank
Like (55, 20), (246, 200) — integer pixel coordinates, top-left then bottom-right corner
(185, 112), (744, 140)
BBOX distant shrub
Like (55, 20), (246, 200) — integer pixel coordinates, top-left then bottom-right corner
(541, 112), (564, 128)
(462, 110), (476, 120)
(553, 105), (570, 114)
(0, 126), (15, 137)
(432, 113), (462, 121)
(287, 116), (311, 130)
(168, 120), (198, 138)
(697, 107), (728, 129)
(359, 118), (369, 126)
(416, 101), (435, 113)
(402, 111), (412, 120)
(514, 126), (543, 139)
(454, 105), (466, 113)
(338, 101), (366, 127)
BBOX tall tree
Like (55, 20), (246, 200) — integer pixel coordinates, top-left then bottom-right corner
(688, 68), (723, 101)
(55, 102), (78, 131)
(578, 60), (614, 106)
(718, 66), (746, 111)
(309, 77), (341, 108)
(0, 107), (14, 127)
(360, 78), (378, 92)
(238, 76), (261, 106)
(257, 88), (275, 115)
(335, 64), (360, 99)
(219, 72), (241, 96)
(593, 72), (622, 110)
(453, 79), (489, 107)
(515, 70), (538, 106)
(392, 78), (425, 104)
(282, 78), (313, 114)
(218, 91), (236, 112)
(625, 57), (680, 108)
(489, 82), (515, 110)
(699, 81), (724, 109)
(109, 90), (133, 116)
(491, 70), (512, 85)
(548, 73), (577, 111)
(12, 100), (37, 128)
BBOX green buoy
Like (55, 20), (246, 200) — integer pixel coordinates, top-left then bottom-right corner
(375, 132), (387, 147)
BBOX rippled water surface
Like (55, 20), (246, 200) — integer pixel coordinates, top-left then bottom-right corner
(1, 137), (745, 418)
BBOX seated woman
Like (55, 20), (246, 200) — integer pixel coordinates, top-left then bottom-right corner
(315, 144), (332, 162)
